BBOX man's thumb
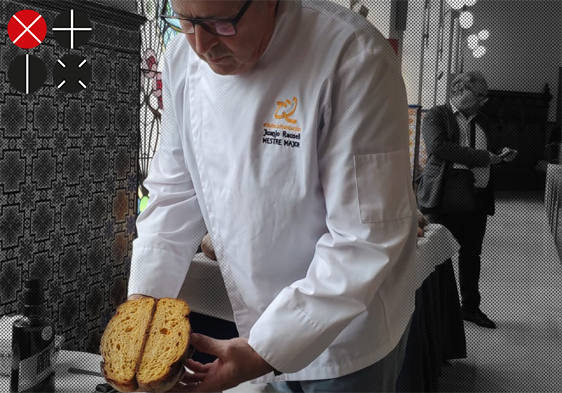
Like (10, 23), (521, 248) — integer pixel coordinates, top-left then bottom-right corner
(190, 333), (223, 357)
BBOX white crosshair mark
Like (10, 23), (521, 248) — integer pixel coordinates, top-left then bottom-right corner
(57, 58), (88, 89)
(12, 14), (43, 44)
(52, 9), (92, 49)
(26, 54), (30, 94)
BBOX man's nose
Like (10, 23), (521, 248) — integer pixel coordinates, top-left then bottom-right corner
(194, 24), (217, 55)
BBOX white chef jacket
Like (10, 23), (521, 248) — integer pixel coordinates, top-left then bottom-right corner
(129, 0), (417, 382)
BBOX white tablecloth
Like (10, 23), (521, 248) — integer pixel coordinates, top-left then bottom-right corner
(0, 350), (104, 393)
(179, 224), (459, 322)
(1, 350), (267, 393)
(415, 223), (460, 288)
(178, 253), (235, 322)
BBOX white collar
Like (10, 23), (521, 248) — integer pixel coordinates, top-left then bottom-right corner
(450, 104), (476, 122)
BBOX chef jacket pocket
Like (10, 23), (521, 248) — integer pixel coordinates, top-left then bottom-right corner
(354, 150), (414, 223)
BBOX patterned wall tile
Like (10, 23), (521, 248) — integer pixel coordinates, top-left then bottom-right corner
(1, 96), (26, 138)
(0, 1), (143, 353)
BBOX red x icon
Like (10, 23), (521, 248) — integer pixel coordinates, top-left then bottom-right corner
(8, 10), (47, 49)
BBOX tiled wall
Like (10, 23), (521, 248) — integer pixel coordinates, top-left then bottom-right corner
(0, 0), (144, 353)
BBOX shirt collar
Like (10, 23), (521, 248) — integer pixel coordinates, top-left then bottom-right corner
(450, 103), (476, 122)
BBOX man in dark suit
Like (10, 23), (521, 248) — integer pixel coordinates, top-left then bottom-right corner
(417, 72), (517, 329)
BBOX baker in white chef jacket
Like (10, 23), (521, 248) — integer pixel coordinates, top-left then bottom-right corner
(128, 0), (418, 391)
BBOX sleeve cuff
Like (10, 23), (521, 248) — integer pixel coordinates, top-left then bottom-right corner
(248, 289), (326, 373)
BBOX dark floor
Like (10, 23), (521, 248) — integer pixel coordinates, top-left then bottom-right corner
(439, 192), (562, 392)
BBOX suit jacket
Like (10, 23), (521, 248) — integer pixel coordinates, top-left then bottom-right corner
(416, 104), (501, 215)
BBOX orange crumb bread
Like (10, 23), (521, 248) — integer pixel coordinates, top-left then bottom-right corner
(100, 297), (192, 392)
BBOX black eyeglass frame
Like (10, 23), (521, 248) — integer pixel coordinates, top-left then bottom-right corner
(160, 0), (253, 37)
(460, 84), (489, 103)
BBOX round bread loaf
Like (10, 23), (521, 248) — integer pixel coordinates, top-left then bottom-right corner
(100, 297), (191, 392)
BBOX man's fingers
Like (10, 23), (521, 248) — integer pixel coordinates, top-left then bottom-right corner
(180, 369), (208, 385)
(180, 372), (207, 383)
(168, 374), (201, 393)
(190, 334), (224, 357)
(191, 380), (221, 393)
(185, 359), (213, 373)
(173, 381), (200, 392)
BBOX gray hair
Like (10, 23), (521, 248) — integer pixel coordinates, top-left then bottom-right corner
(450, 71), (488, 96)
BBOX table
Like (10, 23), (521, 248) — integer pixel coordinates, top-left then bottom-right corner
(398, 224), (466, 392)
(179, 253), (235, 322)
(1, 350), (261, 393)
(0, 351), (104, 393)
(180, 224), (461, 321)
(545, 164), (562, 262)
(415, 224), (461, 286)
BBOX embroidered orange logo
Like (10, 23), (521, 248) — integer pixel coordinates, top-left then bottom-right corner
(274, 97), (298, 125)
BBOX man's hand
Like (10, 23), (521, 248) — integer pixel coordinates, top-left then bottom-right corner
(171, 334), (274, 392)
(488, 152), (502, 165)
(201, 234), (217, 261)
(499, 147), (518, 162)
(416, 209), (428, 229)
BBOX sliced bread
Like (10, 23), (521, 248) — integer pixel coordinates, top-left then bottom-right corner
(137, 298), (191, 392)
(100, 297), (156, 392)
(100, 297), (191, 393)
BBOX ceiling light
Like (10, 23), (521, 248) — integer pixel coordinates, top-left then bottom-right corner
(459, 11), (474, 29)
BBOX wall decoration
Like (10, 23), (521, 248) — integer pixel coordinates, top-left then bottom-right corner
(0, 0), (144, 353)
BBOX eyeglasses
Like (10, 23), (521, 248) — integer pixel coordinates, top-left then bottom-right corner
(473, 91), (489, 104)
(461, 85), (488, 103)
(161, 0), (253, 37)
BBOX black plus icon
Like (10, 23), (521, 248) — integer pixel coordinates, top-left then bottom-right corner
(53, 55), (92, 93)
(52, 9), (92, 49)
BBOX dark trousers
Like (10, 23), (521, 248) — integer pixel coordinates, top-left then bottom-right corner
(431, 212), (487, 310)
(271, 320), (411, 393)
(424, 189), (490, 311)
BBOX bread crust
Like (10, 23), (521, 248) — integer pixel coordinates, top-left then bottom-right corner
(137, 359), (186, 393)
(100, 361), (139, 392)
